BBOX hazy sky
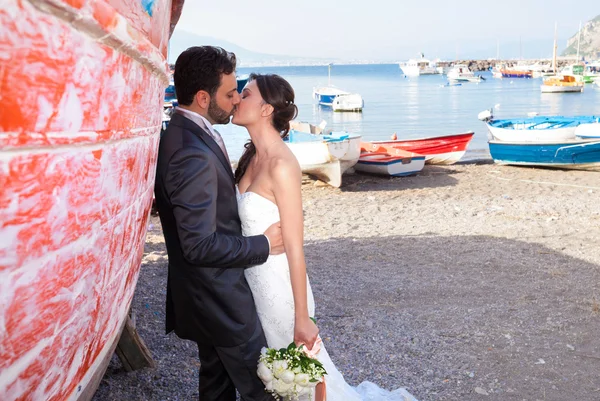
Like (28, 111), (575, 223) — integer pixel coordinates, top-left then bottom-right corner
(174, 1), (597, 60)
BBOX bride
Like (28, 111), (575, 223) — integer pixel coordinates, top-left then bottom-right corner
(232, 73), (417, 401)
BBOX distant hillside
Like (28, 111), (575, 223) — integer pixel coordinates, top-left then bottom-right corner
(168, 30), (331, 66)
(562, 14), (600, 59)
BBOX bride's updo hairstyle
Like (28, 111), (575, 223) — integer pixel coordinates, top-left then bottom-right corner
(234, 73), (298, 184)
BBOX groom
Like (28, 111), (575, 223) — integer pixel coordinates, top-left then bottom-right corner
(154, 46), (282, 400)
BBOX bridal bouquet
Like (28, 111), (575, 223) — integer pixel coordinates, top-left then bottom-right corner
(257, 341), (327, 400)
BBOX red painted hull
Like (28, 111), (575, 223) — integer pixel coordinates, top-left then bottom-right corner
(0, 0), (183, 400)
(371, 132), (475, 164)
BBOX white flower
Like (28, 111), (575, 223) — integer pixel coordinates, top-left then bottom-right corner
(257, 362), (273, 383)
(272, 360), (288, 378)
(292, 366), (302, 374)
(272, 378), (294, 394)
(260, 347), (268, 356)
(294, 373), (310, 386)
(265, 380), (273, 391)
(307, 379), (319, 388)
(279, 369), (295, 384)
(296, 384), (311, 395)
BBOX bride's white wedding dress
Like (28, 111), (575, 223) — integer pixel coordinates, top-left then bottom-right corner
(237, 189), (418, 401)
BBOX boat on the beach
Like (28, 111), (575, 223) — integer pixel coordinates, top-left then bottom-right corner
(0, 1), (184, 400)
(478, 111), (600, 142)
(368, 132), (475, 165)
(356, 143), (426, 176)
(286, 123), (361, 187)
(313, 64), (364, 112)
(488, 139), (600, 170)
(447, 64), (484, 83)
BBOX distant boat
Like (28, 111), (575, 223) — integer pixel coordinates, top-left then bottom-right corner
(488, 139), (600, 170)
(541, 23), (584, 93)
(399, 53), (440, 76)
(583, 62), (600, 84)
(500, 67), (532, 78)
(447, 64), (484, 83)
(313, 64), (364, 112)
(541, 75), (584, 93)
(356, 143), (425, 176)
(367, 132), (475, 165)
(286, 123), (361, 187)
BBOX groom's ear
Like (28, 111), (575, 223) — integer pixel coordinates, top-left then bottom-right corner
(261, 103), (274, 118)
(194, 90), (210, 110)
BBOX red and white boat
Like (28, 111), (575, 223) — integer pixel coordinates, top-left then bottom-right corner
(356, 143), (425, 176)
(0, 1), (184, 400)
(369, 132), (475, 165)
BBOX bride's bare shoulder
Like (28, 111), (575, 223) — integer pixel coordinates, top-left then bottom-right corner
(268, 144), (301, 181)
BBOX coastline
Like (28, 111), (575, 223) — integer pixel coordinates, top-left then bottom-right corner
(94, 163), (600, 400)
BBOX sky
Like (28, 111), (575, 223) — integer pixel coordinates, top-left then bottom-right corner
(173, 1), (598, 61)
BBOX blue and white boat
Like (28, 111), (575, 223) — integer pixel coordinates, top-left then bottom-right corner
(313, 64), (364, 112)
(285, 122), (361, 187)
(489, 139), (600, 170)
(478, 110), (600, 142)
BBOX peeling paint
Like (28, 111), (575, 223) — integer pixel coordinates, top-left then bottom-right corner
(0, 0), (175, 400)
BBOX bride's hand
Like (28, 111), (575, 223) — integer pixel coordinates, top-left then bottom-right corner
(294, 316), (319, 350)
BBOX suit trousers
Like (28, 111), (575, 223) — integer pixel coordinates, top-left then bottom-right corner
(197, 323), (275, 401)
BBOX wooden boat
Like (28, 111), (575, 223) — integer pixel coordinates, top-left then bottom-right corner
(480, 114), (600, 142)
(356, 143), (425, 176)
(285, 127), (361, 187)
(368, 132), (475, 164)
(0, 1), (184, 400)
(541, 75), (584, 93)
(488, 139), (600, 170)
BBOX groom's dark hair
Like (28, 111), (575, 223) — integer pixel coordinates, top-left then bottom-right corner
(174, 46), (237, 106)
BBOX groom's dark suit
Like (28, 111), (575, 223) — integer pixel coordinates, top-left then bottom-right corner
(154, 111), (273, 401)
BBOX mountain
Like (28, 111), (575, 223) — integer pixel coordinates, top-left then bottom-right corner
(562, 14), (600, 59)
(168, 30), (334, 66)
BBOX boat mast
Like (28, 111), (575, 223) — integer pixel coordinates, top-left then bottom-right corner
(576, 21), (582, 61)
(552, 22), (557, 73)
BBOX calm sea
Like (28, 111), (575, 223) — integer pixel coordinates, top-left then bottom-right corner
(215, 63), (600, 161)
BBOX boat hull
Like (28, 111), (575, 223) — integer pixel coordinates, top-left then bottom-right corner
(541, 85), (584, 93)
(371, 132), (474, 164)
(0, 0), (181, 400)
(356, 154), (426, 176)
(489, 140), (600, 170)
(286, 131), (361, 187)
(485, 116), (600, 142)
(332, 93), (364, 112)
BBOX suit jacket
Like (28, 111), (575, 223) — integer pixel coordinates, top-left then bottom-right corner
(154, 112), (270, 347)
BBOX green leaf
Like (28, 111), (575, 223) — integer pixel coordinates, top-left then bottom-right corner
(310, 317), (317, 324)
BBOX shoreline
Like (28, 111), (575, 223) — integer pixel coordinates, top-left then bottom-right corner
(94, 163), (600, 401)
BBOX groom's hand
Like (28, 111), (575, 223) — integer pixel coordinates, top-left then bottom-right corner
(264, 222), (284, 255)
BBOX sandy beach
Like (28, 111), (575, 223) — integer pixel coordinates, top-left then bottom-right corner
(93, 162), (600, 401)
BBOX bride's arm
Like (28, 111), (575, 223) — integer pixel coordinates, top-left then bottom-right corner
(271, 157), (319, 348)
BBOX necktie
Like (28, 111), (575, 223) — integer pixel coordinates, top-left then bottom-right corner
(212, 129), (231, 166)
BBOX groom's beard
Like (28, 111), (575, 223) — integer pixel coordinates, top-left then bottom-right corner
(208, 98), (234, 125)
